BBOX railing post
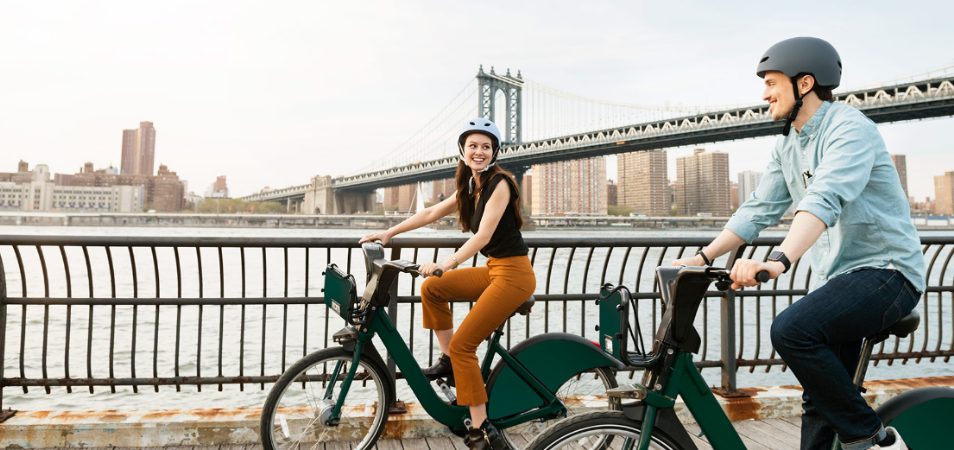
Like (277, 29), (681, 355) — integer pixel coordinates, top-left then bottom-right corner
(719, 289), (738, 393)
(0, 252), (14, 422)
(717, 245), (745, 395)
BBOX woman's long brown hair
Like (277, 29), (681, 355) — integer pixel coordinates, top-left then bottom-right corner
(454, 162), (524, 232)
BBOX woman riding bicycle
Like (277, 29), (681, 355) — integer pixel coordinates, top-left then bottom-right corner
(359, 118), (535, 450)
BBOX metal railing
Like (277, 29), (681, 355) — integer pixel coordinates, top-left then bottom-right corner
(1, 235), (952, 414)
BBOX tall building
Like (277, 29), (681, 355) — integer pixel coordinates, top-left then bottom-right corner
(121, 121), (156, 176)
(617, 150), (670, 216)
(730, 182), (740, 211)
(675, 148), (731, 216)
(737, 170), (764, 207)
(606, 179), (617, 206)
(208, 176), (229, 198)
(152, 165), (185, 212)
(521, 173), (532, 210)
(890, 154), (909, 199)
(935, 171), (954, 215)
(531, 157), (606, 215)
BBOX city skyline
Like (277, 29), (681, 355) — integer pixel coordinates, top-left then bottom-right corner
(1, 2), (953, 200)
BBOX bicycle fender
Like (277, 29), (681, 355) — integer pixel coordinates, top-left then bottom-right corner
(876, 386), (954, 450)
(485, 332), (624, 420)
(622, 403), (699, 450)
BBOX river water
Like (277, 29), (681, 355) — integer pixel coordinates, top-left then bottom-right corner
(1, 225), (951, 412)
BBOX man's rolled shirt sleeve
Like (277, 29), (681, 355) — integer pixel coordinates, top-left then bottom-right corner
(795, 121), (877, 227)
(725, 149), (793, 243)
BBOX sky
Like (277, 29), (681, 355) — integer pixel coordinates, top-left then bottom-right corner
(1, 1), (952, 200)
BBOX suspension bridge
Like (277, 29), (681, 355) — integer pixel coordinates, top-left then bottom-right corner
(242, 66), (954, 214)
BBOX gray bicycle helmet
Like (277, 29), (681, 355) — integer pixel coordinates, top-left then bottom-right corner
(458, 118), (502, 171)
(756, 36), (842, 88)
(756, 37), (842, 135)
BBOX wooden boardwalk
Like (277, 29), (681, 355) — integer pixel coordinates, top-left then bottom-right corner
(29, 417), (805, 449)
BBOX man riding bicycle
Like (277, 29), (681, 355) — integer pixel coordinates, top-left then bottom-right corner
(673, 37), (925, 450)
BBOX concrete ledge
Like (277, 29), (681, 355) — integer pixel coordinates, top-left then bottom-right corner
(2, 376), (952, 448)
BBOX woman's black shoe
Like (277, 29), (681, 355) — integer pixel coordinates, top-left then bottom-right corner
(463, 421), (511, 450)
(422, 353), (454, 385)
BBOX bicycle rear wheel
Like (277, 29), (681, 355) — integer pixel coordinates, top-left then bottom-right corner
(260, 347), (393, 450)
(526, 410), (686, 450)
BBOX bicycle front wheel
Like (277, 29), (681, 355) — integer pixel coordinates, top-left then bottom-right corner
(260, 347), (393, 450)
(500, 367), (621, 449)
(526, 410), (685, 450)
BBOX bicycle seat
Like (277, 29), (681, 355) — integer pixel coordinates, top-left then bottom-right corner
(511, 295), (535, 317)
(884, 310), (920, 338)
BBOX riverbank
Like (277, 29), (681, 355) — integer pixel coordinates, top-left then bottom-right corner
(2, 376), (951, 447)
(1, 211), (952, 230)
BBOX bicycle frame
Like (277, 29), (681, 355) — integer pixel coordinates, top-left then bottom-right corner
(323, 262), (571, 434)
(336, 304), (566, 431)
(636, 351), (744, 450)
(612, 266), (747, 450)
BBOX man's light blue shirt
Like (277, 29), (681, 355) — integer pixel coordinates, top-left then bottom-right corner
(725, 101), (926, 292)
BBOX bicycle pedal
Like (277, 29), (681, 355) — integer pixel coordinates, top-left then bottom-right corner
(436, 379), (457, 403)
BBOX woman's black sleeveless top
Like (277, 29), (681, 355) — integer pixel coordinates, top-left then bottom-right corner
(468, 174), (529, 258)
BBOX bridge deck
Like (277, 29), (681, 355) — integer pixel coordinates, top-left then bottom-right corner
(28, 417), (803, 449)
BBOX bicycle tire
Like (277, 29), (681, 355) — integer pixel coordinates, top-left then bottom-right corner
(526, 410), (686, 450)
(260, 347), (393, 450)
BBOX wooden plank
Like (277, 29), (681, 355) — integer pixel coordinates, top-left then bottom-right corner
(327, 439), (351, 450)
(423, 437), (456, 450)
(762, 417), (802, 440)
(732, 419), (783, 450)
(375, 439), (404, 450)
(402, 438), (428, 450)
(779, 414), (802, 428)
(448, 435), (469, 450)
(745, 419), (801, 449)
(688, 419), (775, 450)
(506, 434), (529, 448)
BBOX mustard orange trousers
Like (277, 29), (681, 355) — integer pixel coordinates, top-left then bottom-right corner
(420, 255), (536, 406)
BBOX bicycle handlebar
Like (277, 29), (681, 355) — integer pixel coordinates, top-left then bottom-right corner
(755, 270), (770, 283)
(405, 266), (443, 278)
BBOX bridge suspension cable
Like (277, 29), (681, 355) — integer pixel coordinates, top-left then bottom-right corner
(522, 80), (731, 141)
(355, 79), (478, 174)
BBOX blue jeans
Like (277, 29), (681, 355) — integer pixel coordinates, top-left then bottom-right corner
(770, 268), (920, 450)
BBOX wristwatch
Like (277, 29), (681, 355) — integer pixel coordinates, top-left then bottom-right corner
(695, 249), (712, 266)
(767, 251), (791, 273)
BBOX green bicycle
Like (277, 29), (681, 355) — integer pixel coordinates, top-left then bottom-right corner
(526, 265), (954, 450)
(259, 242), (624, 450)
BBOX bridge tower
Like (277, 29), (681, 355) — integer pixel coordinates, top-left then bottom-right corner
(477, 66), (523, 144)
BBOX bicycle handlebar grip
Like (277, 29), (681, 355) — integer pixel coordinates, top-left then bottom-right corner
(432, 268), (444, 278)
(755, 270), (770, 283)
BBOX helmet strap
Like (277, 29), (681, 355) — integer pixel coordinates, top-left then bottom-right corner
(782, 77), (804, 136)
